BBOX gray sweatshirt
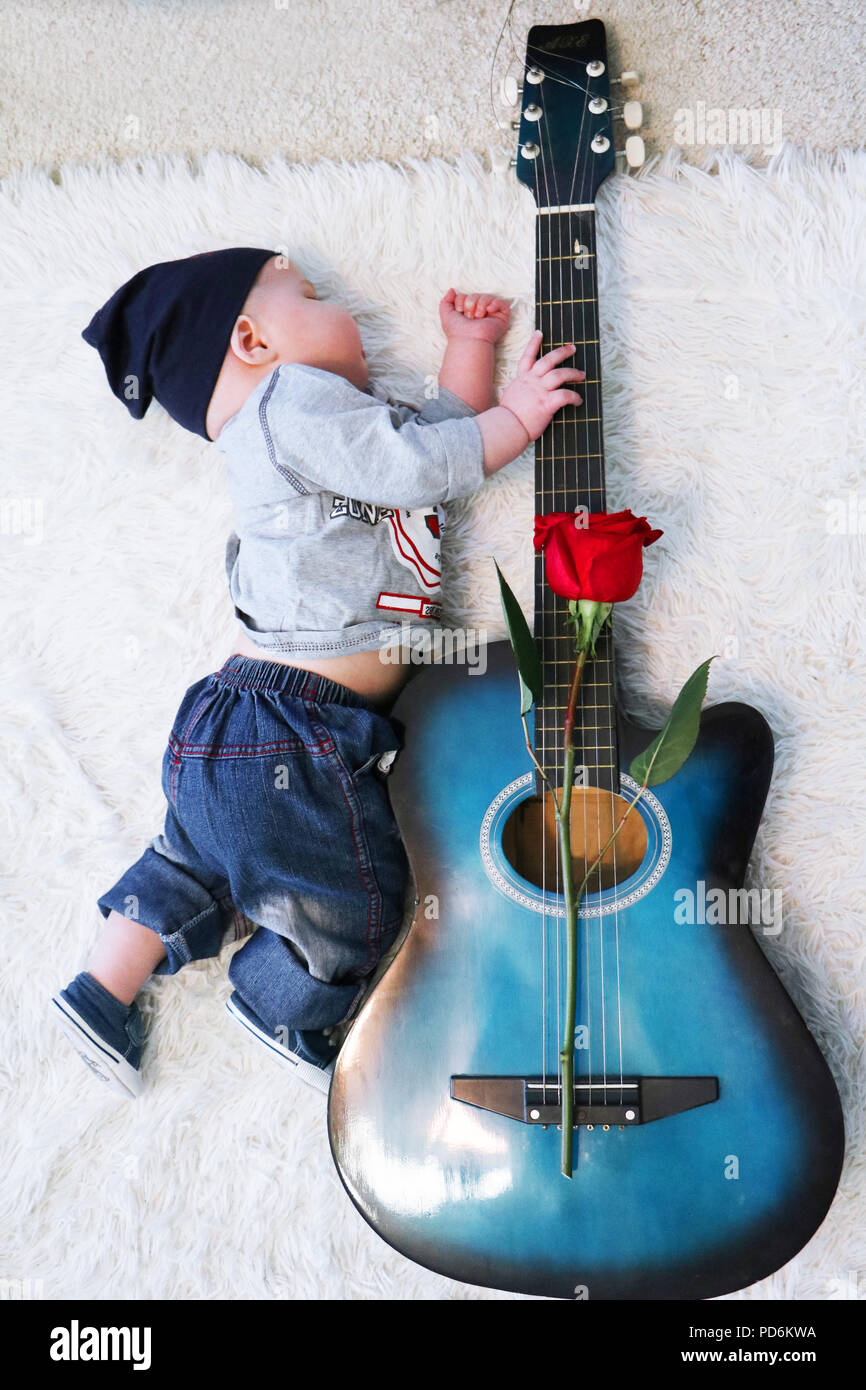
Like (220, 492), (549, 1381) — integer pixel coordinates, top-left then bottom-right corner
(211, 362), (485, 657)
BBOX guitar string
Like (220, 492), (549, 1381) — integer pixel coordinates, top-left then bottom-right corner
(540, 69), (573, 1109)
(576, 101), (625, 1107)
(533, 87), (556, 1104)
(553, 49), (626, 1111)
(574, 83), (625, 1109)
(539, 53), (624, 1111)
(556, 61), (594, 1111)
(532, 61), (595, 1108)
(593, 124), (624, 1108)
(533, 70), (566, 1103)
(565, 75), (604, 1109)
(563, 94), (595, 1109)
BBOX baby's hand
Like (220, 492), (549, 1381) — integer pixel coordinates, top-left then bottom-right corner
(500, 330), (585, 441)
(439, 288), (511, 344)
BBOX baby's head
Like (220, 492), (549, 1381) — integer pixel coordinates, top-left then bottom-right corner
(81, 247), (367, 444)
(206, 254), (368, 440)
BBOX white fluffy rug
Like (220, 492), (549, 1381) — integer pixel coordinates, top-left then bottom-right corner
(1, 144), (863, 1301)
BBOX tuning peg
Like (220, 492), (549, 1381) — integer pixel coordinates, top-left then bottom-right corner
(622, 100), (643, 129)
(489, 146), (516, 174)
(611, 71), (640, 87)
(500, 74), (522, 106)
(616, 135), (646, 169)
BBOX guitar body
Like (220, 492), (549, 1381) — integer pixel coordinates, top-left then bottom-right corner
(328, 640), (844, 1299)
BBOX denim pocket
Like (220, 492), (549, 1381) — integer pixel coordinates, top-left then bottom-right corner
(307, 704), (402, 785)
(350, 749), (399, 781)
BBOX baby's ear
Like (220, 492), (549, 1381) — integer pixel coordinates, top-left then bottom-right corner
(230, 313), (272, 365)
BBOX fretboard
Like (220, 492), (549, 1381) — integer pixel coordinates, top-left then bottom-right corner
(532, 207), (619, 796)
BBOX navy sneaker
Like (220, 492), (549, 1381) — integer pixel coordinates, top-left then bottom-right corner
(50, 972), (145, 1099)
(225, 992), (337, 1094)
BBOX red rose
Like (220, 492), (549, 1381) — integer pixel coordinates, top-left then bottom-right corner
(533, 509), (663, 603)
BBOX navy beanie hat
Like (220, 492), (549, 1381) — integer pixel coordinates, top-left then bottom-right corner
(81, 247), (278, 440)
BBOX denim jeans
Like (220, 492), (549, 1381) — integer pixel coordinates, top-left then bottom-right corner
(97, 655), (410, 1031)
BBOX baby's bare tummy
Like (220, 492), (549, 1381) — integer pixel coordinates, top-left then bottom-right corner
(231, 627), (412, 711)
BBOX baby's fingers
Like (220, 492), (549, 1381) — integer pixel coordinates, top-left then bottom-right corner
(549, 387), (584, 409)
(543, 366), (587, 388)
(534, 341), (578, 373)
(517, 328), (543, 372)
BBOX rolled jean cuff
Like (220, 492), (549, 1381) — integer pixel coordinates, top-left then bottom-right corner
(152, 901), (229, 975)
(96, 844), (238, 976)
(227, 925), (363, 1032)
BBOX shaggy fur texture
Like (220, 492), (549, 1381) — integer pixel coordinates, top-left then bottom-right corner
(1, 144), (862, 1300)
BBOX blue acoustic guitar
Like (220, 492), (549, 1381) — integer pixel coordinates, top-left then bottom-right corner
(327, 18), (844, 1300)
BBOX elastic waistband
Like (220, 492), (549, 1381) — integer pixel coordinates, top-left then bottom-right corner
(214, 655), (377, 709)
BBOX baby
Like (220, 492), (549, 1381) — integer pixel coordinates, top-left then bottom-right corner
(51, 247), (585, 1097)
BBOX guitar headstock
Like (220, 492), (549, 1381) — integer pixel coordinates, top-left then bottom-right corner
(498, 19), (644, 204)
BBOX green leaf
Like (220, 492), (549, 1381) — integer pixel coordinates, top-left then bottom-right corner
(494, 558), (543, 716)
(629, 656), (716, 788)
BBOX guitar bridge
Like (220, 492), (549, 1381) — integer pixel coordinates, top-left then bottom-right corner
(450, 1075), (719, 1127)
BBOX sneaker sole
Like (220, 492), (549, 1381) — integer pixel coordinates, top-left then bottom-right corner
(225, 997), (334, 1095)
(50, 995), (143, 1099)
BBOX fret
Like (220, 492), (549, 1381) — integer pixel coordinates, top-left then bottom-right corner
(538, 714), (615, 721)
(537, 692), (615, 697)
(537, 728), (615, 735)
(542, 416), (602, 424)
(538, 713), (614, 720)
(537, 697), (614, 705)
(539, 294), (600, 305)
(530, 340), (600, 350)
(534, 722), (615, 728)
(536, 740), (616, 746)
(537, 721), (615, 729)
(534, 733), (616, 739)
(536, 737), (614, 743)
(537, 700), (615, 707)
(533, 340), (600, 350)
(537, 725), (614, 732)
(534, 735), (616, 742)
(537, 697), (615, 704)
(534, 741), (616, 747)
(537, 453), (604, 462)
(546, 710), (615, 718)
(532, 762), (619, 772)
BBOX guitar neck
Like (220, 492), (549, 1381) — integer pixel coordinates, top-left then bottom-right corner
(532, 208), (620, 796)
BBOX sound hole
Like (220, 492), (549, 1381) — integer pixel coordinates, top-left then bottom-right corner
(501, 787), (648, 893)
